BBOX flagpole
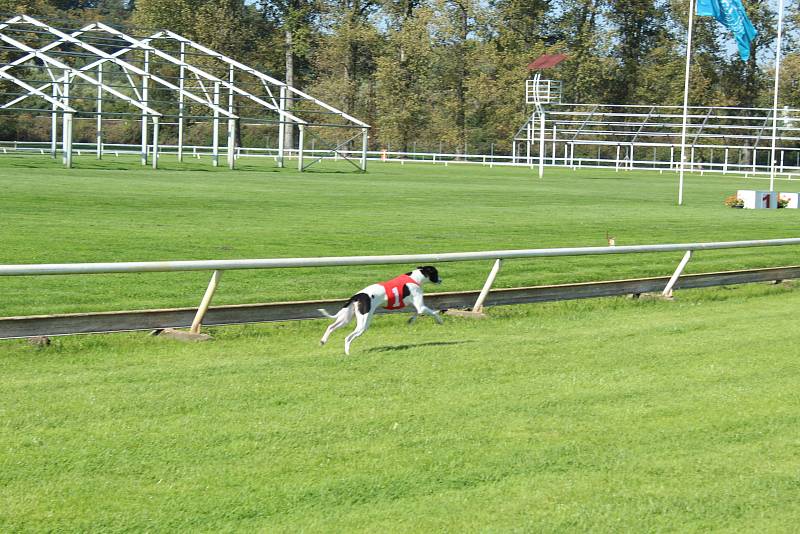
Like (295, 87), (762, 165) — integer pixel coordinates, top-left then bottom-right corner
(678, 0), (696, 206)
(769, 0), (785, 191)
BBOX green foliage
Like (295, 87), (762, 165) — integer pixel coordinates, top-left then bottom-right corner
(1, 0), (798, 151)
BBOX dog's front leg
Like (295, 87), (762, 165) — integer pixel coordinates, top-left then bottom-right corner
(422, 306), (444, 325)
(411, 295), (443, 325)
(407, 314), (418, 325)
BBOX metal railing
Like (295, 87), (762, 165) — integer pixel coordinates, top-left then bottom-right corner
(2, 238), (800, 334)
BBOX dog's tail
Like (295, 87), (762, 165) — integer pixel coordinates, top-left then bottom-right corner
(318, 295), (360, 319)
(317, 308), (337, 319)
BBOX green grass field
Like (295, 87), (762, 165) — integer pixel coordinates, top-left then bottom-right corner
(0, 154), (798, 317)
(2, 155), (800, 531)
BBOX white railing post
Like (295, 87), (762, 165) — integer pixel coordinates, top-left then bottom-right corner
(297, 125), (305, 171)
(277, 86), (287, 168)
(662, 250), (693, 298)
(227, 64), (236, 170)
(96, 63), (103, 160)
(51, 82), (59, 159)
(151, 116), (159, 169)
(212, 81), (220, 167)
(140, 50), (149, 167)
(360, 127), (368, 172)
(177, 41), (186, 163)
(473, 259), (503, 313)
(538, 111), (546, 178)
(190, 270), (222, 334)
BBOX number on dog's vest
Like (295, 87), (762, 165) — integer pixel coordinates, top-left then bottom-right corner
(380, 274), (419, 310)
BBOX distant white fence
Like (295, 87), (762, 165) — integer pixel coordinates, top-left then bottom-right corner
(2, 238), (800, 335)
(3, 140), (799, 177)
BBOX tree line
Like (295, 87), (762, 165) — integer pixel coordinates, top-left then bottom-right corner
(1, 0), (798, 154)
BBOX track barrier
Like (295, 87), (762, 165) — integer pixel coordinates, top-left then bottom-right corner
(1, 238), (800, 339)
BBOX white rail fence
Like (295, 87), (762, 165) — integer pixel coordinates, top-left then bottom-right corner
(2, 140), (800, 178)
(2, 238), (800, 335)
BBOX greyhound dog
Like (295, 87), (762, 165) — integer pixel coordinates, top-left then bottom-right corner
(319, 266), (443, 354)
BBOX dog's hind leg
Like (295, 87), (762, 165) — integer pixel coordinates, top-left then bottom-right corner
(344, 312), (373, 355)
(320, 306), (353, 346)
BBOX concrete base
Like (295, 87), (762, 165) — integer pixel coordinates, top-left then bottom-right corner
(443, 309), (488, 319)
(155, 328), (213, 342)
(634, 292), (675, 301)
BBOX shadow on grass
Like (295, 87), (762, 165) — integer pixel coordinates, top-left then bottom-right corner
(367, 340), (475, 353)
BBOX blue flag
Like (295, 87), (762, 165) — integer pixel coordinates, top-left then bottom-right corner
(696, 0), (757, 61)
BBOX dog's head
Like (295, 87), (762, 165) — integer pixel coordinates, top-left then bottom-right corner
(417, 265), (442, 285)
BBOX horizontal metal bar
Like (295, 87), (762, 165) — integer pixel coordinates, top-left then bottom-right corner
(2, 265), (797, 339)
(1, 239), (799, 277)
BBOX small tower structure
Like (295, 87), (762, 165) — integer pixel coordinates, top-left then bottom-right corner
(518, 54), (566, 177)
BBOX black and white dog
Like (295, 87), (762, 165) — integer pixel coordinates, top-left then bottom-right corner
(319, 266), (443, 354)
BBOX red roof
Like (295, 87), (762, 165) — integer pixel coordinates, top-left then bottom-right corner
(527, 54), (568, 70)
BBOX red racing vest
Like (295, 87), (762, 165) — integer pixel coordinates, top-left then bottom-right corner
(380, 274), (419, 310)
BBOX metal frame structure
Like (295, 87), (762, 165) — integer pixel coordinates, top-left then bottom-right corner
(513, 101), (800, 176)
(0, 14), (370, 171)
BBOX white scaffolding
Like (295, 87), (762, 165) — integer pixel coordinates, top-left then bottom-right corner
(0, 14), (371, 171)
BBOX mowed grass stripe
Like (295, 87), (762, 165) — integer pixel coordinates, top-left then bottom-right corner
(2, 282), (800, 531)
(1, 154), (799, 316)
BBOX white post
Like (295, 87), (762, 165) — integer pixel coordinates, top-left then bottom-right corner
(360, 127), (368, 171)
(663, 250), (693, 298)
(212, 81), (220, 167)
(615, 145), (621, 172)
(538, 111), (545, 178)
(297, 124), (305, 171)
(724, 148), (729, 174)
(63, 111), (73, 169)
(227, 65), (236, 170)
(473, 259), (503, 313)
(525, 120), (532, 165)
(177, 41), (186, 163)
(678, 0), (696, 205)
(190, 270), (222, 334)
(62, 75), (72, 168)
(141, 50), (149, 166)
(50, 83), (58, 159)
(151, 116), (159, 169)
(769, 0), (785, 191)
(96, 64), (103, 160)
(277, 86), (287, 168)
(571, 142), (576, 170)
